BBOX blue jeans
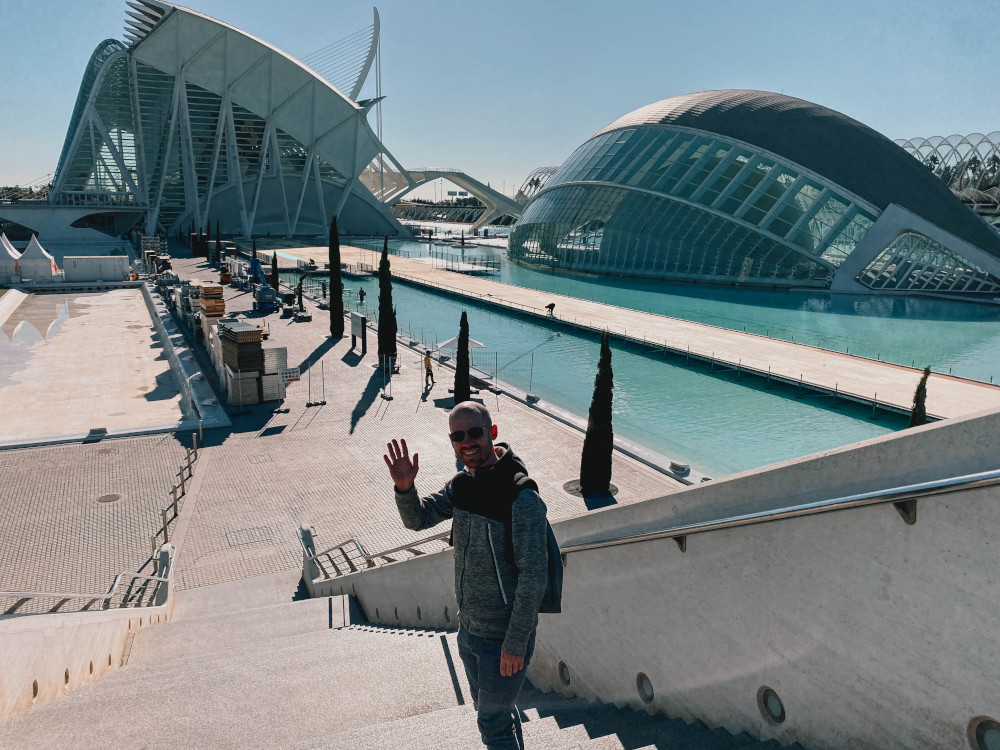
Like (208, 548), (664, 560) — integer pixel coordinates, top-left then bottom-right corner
(457, 624), (536, 750)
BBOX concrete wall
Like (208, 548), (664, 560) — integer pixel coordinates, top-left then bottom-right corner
(0, 603), (172, 721)
(139, 283), (230, 431)
(62, 255), (130, 282)
(312, 405), (1000, 749)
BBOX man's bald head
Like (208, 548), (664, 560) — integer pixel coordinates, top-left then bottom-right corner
(449, 401), (492, 429)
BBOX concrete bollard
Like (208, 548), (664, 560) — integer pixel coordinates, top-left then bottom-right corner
(161, 508), (169, 543)
(154, 544), (175, 606)
(298, 524), (321, 585)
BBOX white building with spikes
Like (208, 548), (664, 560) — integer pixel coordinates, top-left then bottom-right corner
(5, 2), (406, 241)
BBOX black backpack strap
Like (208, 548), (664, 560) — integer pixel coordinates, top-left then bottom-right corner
(504, 473), (539, 563)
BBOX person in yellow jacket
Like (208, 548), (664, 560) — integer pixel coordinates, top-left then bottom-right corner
(424, 350), (435, 386)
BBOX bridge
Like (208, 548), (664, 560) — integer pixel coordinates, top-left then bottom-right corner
(360, 164), (524, 231)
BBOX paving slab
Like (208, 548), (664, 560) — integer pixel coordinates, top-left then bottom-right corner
(0, 434), (192, 610)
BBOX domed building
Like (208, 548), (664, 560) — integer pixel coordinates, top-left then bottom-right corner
(509, 90), (1000, 296)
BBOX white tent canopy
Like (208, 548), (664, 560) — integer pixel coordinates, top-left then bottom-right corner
(436, 336), (485, 350)
(1, 232), (19, 259)
(0, 232), (19, 283)
(16, 235), (60, 281)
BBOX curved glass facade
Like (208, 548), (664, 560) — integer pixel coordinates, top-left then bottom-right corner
(511, 125), (879, 287)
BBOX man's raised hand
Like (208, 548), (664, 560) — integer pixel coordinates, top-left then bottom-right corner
(384, 438), (419, 492)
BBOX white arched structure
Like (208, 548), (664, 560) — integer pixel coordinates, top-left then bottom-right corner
(36, 1), (405, 239)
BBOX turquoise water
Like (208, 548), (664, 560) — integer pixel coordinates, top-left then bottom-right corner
(286, 267), (906, 477)
(357, 238), (1000, 385)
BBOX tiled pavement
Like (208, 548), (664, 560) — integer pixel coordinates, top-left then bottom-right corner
(0, 434), (192, 606)
(2, 245), (682, 601)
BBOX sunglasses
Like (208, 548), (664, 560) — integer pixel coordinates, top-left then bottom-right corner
(449, 426), (489, 442)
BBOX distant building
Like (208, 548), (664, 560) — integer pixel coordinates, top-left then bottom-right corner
(3, 1), (403, 240)
(510, 90), (1000, 297)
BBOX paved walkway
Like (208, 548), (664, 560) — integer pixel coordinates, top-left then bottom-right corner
(0, 435), (191, 610)
(278, 244), (1000, 421)
(163, 253), (684, 590)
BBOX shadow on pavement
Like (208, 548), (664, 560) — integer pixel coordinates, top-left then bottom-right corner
(298, 334), (341, 373)
(350, 368), (386, 434)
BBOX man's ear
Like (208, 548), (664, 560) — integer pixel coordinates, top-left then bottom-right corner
(491, 425), (498, 439)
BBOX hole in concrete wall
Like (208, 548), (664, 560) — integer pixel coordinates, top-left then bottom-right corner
(394, 607), (398, 620)
(64, 669), (69, 685)
(636, 672), (654, 703)
(444, 606), (450, 622)
(757, 686), (785, 724)
(89, 661), (93, 675)
(32, 680), (38, 699)
(969, 716), (1000, 750)
(417, 606), (422, 621)
(108, 654), (112, 666)
(375, 608), (380, 619)
(558, 662), (571, 686)
(352, 584), (356, 594)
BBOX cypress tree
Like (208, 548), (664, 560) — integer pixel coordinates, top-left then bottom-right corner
(377, 237), (397, 367)
(329, 216), (344, 337)
(214, 220), (221, 264)
(252, 236), (257, 260)
(453, 311), (471, 403)
(580, 331), (614, 494)
(908, 366), (931, 427)
(270, 251), (279, 290)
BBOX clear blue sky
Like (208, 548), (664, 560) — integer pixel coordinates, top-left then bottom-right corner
(2, 0), (998, 197)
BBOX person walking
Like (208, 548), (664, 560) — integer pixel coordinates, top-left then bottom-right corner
(424, 350), (435, 386)
(384, 402), (549, 749)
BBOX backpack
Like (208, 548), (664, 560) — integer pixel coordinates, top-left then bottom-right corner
(448, 469), (564, 614)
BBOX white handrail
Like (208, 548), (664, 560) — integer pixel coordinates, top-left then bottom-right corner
(561, 468), (1000, 554)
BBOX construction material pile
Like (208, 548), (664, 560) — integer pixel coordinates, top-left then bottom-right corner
(261, 347), (288, 401)
(197, 282), (225, 341)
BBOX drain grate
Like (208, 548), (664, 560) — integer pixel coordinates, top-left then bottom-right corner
(96, 448), (120, 456)
(97, 494), (121, 503)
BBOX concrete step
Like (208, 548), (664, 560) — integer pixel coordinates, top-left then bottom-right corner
(0, 622), (470, 750)
(127, 595), (361, 664)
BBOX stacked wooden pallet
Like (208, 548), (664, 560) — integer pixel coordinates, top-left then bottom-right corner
(219, 322), (264, 372)
(197, 282), (225, 317)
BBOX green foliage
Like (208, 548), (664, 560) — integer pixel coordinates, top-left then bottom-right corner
(909, 366), (931, 427)
(377, 237), (397, 363)
(329, 216), (344, 338)
(270, 251), (279, 289)
(580, 331), (614, 494)
(454, 311), (471, 403)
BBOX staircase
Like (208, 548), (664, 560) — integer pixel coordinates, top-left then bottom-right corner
(0, 571), (803, 749)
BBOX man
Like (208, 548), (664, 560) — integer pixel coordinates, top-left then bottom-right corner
(384, 402), (548, 750)
(424, 350), (435, 386)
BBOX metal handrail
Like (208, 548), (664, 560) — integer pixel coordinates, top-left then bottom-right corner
(561, 468), (1000, 555)
(303, 530), (452, 580)
(1, 573), (124, 614)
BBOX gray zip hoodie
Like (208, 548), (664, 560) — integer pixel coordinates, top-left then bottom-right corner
(394, 445), (548, 658)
